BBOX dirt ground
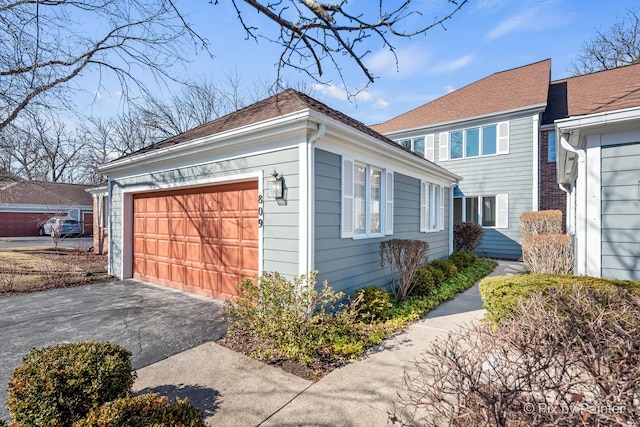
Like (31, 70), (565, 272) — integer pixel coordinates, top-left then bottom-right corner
(0, 247), (113, 297)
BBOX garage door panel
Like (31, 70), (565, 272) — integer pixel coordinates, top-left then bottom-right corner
(133, 181), (258, 299)
(243, 218), (259, 240)
(221, 218), (239, 239)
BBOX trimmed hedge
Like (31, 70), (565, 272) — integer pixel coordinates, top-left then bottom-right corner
(520, 210), (562, 236)
(479, 274), (640, 324)
(75, 394), (205, 427)
(7, 341), (134, 427)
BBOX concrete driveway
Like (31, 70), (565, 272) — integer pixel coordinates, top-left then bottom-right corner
(0, 280), (227, 421)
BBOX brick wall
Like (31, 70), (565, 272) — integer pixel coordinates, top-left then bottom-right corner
(539, 130), (566, 230)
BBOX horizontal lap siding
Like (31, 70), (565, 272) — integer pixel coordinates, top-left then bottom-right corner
(314, 149), (450, 296)
(436, 117), (534, 259)
(109, 148), (300, 279)
(601, 143), (640, 281)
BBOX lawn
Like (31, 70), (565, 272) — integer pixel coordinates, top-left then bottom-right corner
(0, 247), (113, 296)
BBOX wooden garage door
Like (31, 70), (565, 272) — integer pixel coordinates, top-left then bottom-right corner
(132, 181), (259, 299)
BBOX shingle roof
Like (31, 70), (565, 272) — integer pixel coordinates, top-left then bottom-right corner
(542, 62), (640, 125)
(371, 59), (552, 134)
(0, 178), (92, 206)
(117, 89), (400, 159)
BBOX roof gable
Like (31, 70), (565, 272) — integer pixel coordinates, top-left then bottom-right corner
(371, 59), (552, 134)
(543, 62), (640, 124)
(122, 89), (398, 159)
(0, 179), (92, 206)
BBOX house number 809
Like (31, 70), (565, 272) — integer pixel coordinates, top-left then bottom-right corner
(258, 194), (264, 228)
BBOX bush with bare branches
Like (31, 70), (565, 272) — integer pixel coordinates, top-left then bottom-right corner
(520, 210), (563, 237)
(380, 239), (429, 302)
(391, 285), (640, 426)
(522, 234), (573, 275)
(453, 222), (484, 252)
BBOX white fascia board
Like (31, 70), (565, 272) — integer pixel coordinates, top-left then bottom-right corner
(555, 106), (640, 185)
(310, 111), (461, 187)
(98, 110), (311, 176)
(382, 103), (548, 137)
(86, 185), (108, 195)
(556, 106), (640, 132)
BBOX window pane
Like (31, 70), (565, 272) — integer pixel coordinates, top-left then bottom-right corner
(413, 137), (425, 156)
(398, 139), (411, 150)
(548, 131), (556, 162)
(453, 198), (463, 224)
(466, 128), (480, 157)
(450, 131), (463, 159)
(482, 196), (496, 227)
(354, 164), (366, 235)
(370, 168), (382, 234)
(465, 198), (478, 224)
(482, 126), (497, 155)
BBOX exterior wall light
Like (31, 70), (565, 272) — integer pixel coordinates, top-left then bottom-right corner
(268, 169), (284, 200)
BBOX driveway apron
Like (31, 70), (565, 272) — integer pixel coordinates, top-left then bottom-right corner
(0, 280), (227, 421)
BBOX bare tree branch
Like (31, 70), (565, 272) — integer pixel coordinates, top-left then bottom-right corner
(0, 0), (211, 131)
(571, 8), (640, 76)
(226, 0), (468, 98)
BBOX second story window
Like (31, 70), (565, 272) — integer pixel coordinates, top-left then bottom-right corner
(548, 131), (556, 162)
(440, 121), (509, 161)
(397, 137), (425, 157)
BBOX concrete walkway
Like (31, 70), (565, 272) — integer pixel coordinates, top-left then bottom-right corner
(133, 260), (525, 426)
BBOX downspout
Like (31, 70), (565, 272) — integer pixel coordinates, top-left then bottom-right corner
(107, 178), (113, 276)
(304, 123), (325, 277)
(558, 130), (586, 275)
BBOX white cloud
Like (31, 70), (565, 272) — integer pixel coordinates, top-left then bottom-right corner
(366, 45), (429, 78)
(430, 55), (474, 74)
(444, 85), (456, 94)
(486, 2), (559, 41)
(93, 90), (102, 101)
(312, 83), (374, 104)
(373, 98), (389, 109)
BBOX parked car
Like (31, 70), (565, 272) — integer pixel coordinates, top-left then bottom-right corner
(39, 217), (83, 237)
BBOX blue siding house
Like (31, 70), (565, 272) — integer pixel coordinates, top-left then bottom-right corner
(372, 59), (552, 260)
(99, 90), (460, 299)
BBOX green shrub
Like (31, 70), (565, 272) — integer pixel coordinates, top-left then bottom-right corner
(75, 393), (205, 427)
(448, 251), (478, 270)
(8, 341), (135, 427)
(411, 265), (436, 297)
(224, 271), (372, 363)
(353, 286), (392, 320)
(428, 259), (458, 281)
(424, 264), (445, 286)
(453, 222), (484, 252)
(479, 273), (640, 324)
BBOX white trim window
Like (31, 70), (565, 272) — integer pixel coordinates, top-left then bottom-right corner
(396, 136), (426, 158)
(453, 194), (508, 229)
(420, 181), (444, 232)
(439, 121), (509, 161)
(342, 157), (391, 239)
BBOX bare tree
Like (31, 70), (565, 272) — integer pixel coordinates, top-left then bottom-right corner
(231, 0), (468, 97)
(571, 9), (640, 76)
(0, 0), (209, 132)
(0, 114), (83, 182)
(137, 74), (255, 138)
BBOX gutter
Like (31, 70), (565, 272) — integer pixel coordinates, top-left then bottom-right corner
(302, 123), (325, 278)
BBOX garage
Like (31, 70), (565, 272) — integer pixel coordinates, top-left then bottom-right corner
(132, 181), (259, 299)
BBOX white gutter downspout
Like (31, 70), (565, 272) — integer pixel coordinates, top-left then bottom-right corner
(301, 123), (325, 277)
(559, 131), (586, 275)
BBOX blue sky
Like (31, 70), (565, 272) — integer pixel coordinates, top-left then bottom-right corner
(81, 0), (639, 127)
